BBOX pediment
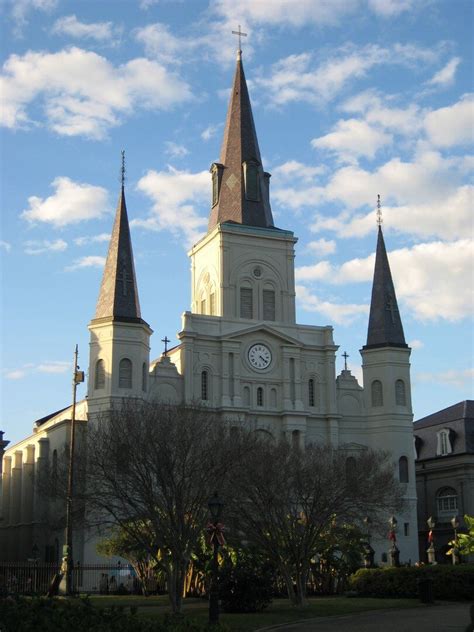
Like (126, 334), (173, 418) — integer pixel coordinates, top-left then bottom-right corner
(225, 324), (302, 347)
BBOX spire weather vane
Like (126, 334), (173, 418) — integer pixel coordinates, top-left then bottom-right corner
(232, 24), (247, 53)
(376, 194), (383, 227)
(120, 150), (126, 187)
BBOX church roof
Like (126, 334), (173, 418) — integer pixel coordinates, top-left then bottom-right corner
(208, 50), (274, 231)
(414, 400), (474, 429)
(363, 225), (407, 349)
(93, 183), (143, 323)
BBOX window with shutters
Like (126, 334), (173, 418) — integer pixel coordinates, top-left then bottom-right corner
(142, 362), (147, 392)
(398, 456), (409, 483)
(119, 358), (132, 389)
(437, 487), (458, 518)
(95, 359), (105, 390)
(244, 161), (260, 201)
(240, 287), (253, 319)
(263, 289), (275, 321)
(395, 379), (406, 405)
(201, 370), (208, 401)
(371, 380), (383, 407)
(257, 387), (264, 407)
(436, 429), (452, 456)
(308, 379), (315, 407)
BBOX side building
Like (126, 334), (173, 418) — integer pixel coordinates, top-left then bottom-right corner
(414, 400), (474, 562)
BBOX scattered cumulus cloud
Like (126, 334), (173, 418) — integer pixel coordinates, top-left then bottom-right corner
(4, 369), (27, 380)
(409, 339), (424, 349)
(312, 118), (392, 162)
(24, 239), (67, 255)
(424, 94), (474, 148)
(21, 177), (109, 227)
(37, 361), (70, 374)
(51, 15), (121, 43)
(416, 368), (474, 390)
(0, 241), (12, 252)
(367, 0), (417, 17)
(201, 123), (222, 141)
(307, 238), (337, 257)
(136, 167), (209, 246)
(296, 284), (369, 325)
(9, 0), (58, 35)
(1, 47), (193, 138)
(65, 255), (106, 271)
(4, 360), (70, 379)
(426, 57), (461, 88)
(74, 233), (110, 246)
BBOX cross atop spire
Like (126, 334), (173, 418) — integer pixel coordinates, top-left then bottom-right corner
(342, 351), (349, 371)
(232, 25), (247, 58)
(376, 194), (383, 227)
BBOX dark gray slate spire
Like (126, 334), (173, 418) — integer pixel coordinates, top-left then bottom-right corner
(93, 184), (142, 322)
(208, 50), (274, 231)
(363, 225), (407, 349)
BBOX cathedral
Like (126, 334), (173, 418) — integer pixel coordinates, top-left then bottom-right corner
(0, 48), (419, 565)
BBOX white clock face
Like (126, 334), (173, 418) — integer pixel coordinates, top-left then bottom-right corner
(248, 344), (272, 370)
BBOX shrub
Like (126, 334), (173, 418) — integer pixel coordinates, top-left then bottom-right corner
(349, 564), (474, 601)
(219, 556), (274, 613)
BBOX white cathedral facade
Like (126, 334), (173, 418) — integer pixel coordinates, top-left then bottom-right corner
(1, 50), (419, 565)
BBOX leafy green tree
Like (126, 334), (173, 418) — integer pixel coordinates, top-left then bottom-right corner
(448, 515), (474, 557)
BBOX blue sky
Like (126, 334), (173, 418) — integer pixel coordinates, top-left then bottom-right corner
(1, 0), (473, 447)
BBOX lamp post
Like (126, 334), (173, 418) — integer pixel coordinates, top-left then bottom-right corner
(426, 516), (436, 564)
(388, 516), (400, 567)
(362, 516), (375, 568)
(207, 491), (224, 625)
(451, 516), (460, 565)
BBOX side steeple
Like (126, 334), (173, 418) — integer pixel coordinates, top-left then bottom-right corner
(94, 152), (143, 323)
(364, 197), (407, 349)
(208, 47), (274, 231)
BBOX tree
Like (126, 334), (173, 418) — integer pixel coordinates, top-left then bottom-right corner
(227, 440), (404, 606)
(448, 515), (474, 557)
(83, 401), (252, 614)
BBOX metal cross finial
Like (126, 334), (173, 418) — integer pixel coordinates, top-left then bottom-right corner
(232, 25), (247, 53)
(376, 194), (383, 227)
(121, 150), (126, 187)
(161, 336), (170, 356)
(342, 351), (349, 371)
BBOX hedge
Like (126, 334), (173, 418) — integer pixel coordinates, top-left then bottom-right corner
(349, 564), (474, 601)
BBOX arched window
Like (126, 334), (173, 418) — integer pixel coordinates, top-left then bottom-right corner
(209, 292), (216, 316)
(243, 386), (250, 406)
(95, 359), (105, 390)
(395, 379), (406, 405)
(398, 456), (409, 483)
(263, 289), (275, 321)
(119, 358), (132, 389)
(371, 380), (383, 407)
(240, 286), (253, 319)
(142, 363), (147, 392)
(436, 487), (458, 519)
(257, 387), (264, 407)
(51, 449), (58, 497)
(308, 379), (315, 407)
(244, 161), (260, 201)
(436, 428), (453, 456)
(201, 370), (208, 401)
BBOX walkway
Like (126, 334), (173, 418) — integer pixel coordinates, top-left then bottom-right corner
(260, 603), (473, 632)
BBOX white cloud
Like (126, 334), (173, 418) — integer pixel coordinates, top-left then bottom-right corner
(272, 160), (326, 182)
(409, 339), (424, 349)
(24, 238), (67, 255)
(367, 0), (417, 17)
(0, 241), (12, 252)
(22, 177), (109, 227)
(296, 284), (369, 325)
(65, 255), (106, 271)
(296, 239), (474, 322)
(164, 141), (189, 158)
(416, 368), (474, 389)
(424, 94), (474, 148)
(37, 361), (70, 374)
(74, 233), (110, 246)
(1, 47), (192, 138)
(201, 123), (221, 141)
(427, 57), (461, 88)
(10, 0), (58, 34)
(312, 118), (392, 161)
(136, 167), (209, 246)
(51, 15), (120, 43)
(4, 369), (27, 380)
(307, 238), (336, 257)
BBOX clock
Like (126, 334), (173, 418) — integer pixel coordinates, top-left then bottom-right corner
(248, 343), (272, 370)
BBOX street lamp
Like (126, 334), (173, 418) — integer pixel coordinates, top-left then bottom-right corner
(362, 516), (375, 568)
(426, 516), (436, 564)
(451, 516), (460, 565)
(388, 516), (400, 567)
(207, 491), (224, 625)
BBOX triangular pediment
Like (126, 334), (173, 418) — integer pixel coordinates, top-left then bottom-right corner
(225, 324), (302, 347)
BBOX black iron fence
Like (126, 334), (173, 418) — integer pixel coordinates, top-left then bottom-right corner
(0, 562), (162, 595)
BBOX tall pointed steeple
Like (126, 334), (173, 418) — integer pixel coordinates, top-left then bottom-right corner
(94, 154), (142, 322)
(208, 48), (274, 231)
(364, 201), (407, 349)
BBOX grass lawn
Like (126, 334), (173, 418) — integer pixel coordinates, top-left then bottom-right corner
(87, 595), (421, 631)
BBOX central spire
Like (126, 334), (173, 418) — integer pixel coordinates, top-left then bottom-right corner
(208, 47), (274, 231)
